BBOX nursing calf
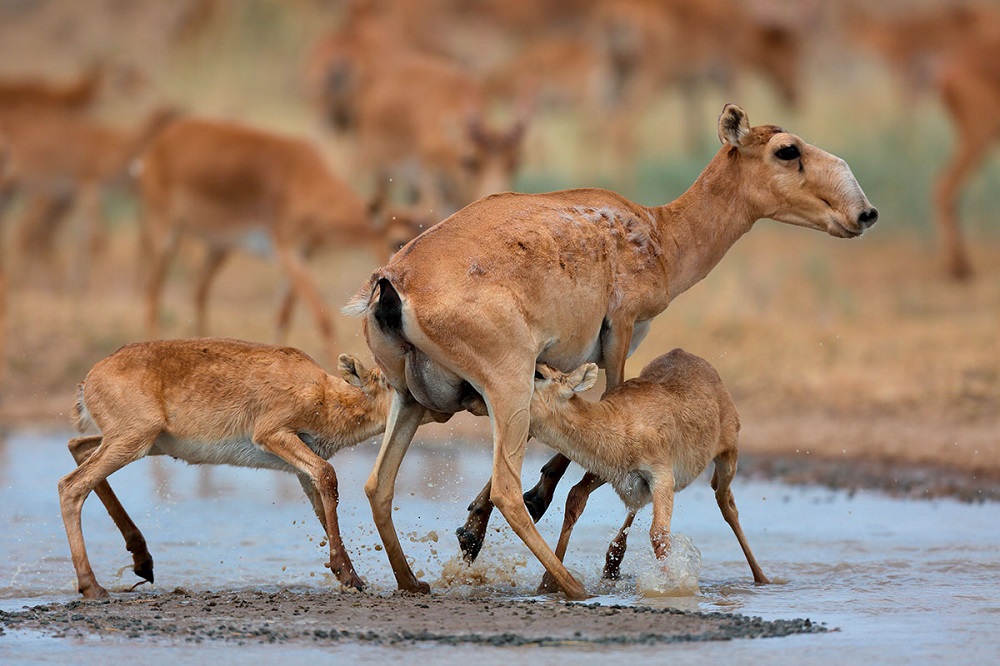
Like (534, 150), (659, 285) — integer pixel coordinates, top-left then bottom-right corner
(528, 349), (769, 592)
(58, 338), (395, 598)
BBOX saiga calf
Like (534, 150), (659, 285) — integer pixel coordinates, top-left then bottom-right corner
(58, 338), (399, 598)
(528, 349), (769, 593)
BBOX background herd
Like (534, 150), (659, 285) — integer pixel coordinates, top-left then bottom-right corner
(0, 0), (997, 461)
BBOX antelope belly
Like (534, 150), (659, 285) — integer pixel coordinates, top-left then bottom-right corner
(152, 434), (293, 472)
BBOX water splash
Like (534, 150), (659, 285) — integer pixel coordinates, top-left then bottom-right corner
(635, 533), (702, 597)
(436, 551), (531, 595)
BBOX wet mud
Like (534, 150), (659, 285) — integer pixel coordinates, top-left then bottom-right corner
(0, 588), (825, 646)
(739, 453), (1000, 503)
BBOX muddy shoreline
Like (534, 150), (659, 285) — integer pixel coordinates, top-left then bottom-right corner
(0, 433), (991, 650)
(737, 453), (1000, 503)
(0, 588), (826, 647)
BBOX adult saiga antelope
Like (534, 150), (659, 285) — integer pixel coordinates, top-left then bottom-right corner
(57, 338), (427, 599)
(346, 104), (877, 599)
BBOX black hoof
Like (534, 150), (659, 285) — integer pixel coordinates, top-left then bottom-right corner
(523, 489), (548, 523)
(455, 526), (484, 563)
(134, 556), (155, 584)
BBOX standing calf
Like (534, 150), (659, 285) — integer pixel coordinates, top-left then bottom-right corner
(528, 348), (769, 593)
(58, 338), (397, 599)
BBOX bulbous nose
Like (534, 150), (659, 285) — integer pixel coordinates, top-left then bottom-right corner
(858, 207), (878, 228)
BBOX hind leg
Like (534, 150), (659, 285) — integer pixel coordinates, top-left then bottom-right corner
(58, 430), (157, 598)
(68, 436), (154, 586)
(602, 509), (637, 581)
(483, 379), (587, 600)
(712, 449), (769, 584)
(365, 391), (429, 593)
(934, 137), (983, 280)
(456, 477), (493, 562)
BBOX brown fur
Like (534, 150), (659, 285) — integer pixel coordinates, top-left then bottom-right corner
(347, 105), (876, 599)
(0, 105), (178, 286)
(57, 337), (396, 599)
(0, 65), (102, 113)
(138, 117), (419, 365)
(529, 349), (769, 592)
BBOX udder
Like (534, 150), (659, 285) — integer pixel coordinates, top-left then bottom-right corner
(404, 350), (485, 415)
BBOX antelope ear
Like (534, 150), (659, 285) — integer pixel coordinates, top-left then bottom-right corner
(570, 363), (600, 393)
(718, 104), (750, 147)
(534, 363), (555, 381)
(338, 354), (364, 387)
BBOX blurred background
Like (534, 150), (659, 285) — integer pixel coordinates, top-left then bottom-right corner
(0, 0), (996, 479)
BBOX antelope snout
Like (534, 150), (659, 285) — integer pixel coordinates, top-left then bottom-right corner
(858, 207), (878, 229)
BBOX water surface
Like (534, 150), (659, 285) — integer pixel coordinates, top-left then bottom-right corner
(1, 430), (998, 664)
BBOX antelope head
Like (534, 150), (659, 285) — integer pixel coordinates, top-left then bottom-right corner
(718, 104), (878, 238)
(530, 363), (600, 417)
(338, 353), (393, 417)
(461, 112), (529, 203)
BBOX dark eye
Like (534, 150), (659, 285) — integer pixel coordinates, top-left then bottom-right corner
(775, 145), (800, 161)
(534, 370), (544, 380)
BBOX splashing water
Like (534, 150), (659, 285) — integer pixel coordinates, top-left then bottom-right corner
(4, 432), (1000, 664)
(635, 533), (702, 597)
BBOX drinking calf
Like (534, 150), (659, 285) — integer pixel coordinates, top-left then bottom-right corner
(58, 338), (396, 598)
(528, 348), (770, 592)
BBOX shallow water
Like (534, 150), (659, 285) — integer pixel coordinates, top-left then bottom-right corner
(1, 430), (999, 664)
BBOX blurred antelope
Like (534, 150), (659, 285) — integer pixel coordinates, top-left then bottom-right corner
(848, 3), (1000, 100)
(591, 0), (802, 160)
(0, 65), (102, 113)
(138, 117), (424, 365)
(849, 4), (1000, 279)
(0, 105), (177, 286)
(346, 104), (877, 599)
(58, 338), (403, 598)
(305, 3), (530, 215)
(355, 54), (531, 216)
(933, 37), (1000, 279)
(529, 349), (769, 593)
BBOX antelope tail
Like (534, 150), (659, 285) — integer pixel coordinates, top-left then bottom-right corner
(72, 382), (94, 433)
(342, 272), (380, 317)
